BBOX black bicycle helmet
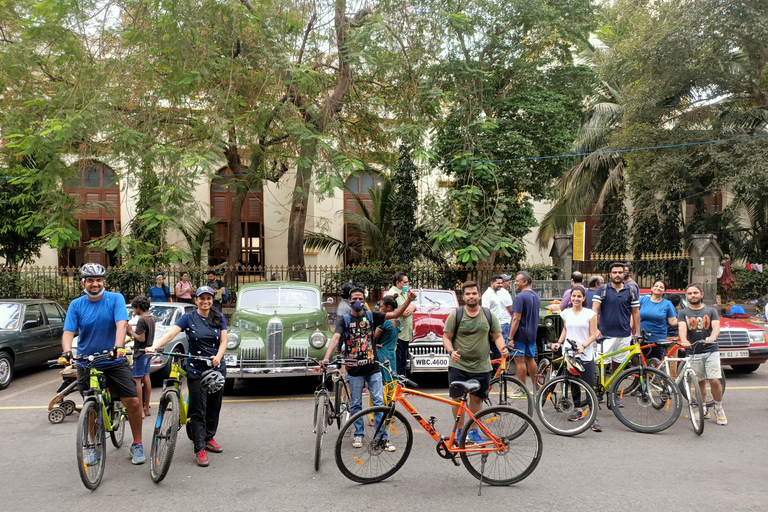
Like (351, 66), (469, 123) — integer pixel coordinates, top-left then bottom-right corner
(200, 369), (226, 394)
(340, 282), (355, 300)
(80, 263), (106, 279)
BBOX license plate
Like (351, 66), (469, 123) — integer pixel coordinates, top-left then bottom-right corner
(719, 350), (749, 359)
(223, 354), (238, 365)
(412, 356), (449, 369)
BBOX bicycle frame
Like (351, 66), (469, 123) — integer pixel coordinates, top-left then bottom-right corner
(594, 341), (648, 394)
(162, 360), (190, 426)
(491, 349), (525, 379)
(86, 368), (117, 432)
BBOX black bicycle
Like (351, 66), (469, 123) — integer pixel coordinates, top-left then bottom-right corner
(293, 356), (352, 471)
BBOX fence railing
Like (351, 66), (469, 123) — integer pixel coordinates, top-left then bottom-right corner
(577, 252), (691, 291)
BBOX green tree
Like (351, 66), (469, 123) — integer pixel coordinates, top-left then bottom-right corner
(390, 145), (419, 265)
(0, 169), (44, 265)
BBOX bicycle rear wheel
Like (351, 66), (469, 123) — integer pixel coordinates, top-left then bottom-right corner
(334, 406), (413, 484)
(150, 391), (180, 483)
(459, 406), (542, 485)
(534, 358), (552, 390)
(611, 367), (681, 433)
(487, 375), (533, 416)
(334, 379), (350, 430)
(684, 371), (704, 435)
(109, 401), (126, 448)
(76, 400), (106, 490)
(535, 376), (597, 436)
(314, 394), (328, 471)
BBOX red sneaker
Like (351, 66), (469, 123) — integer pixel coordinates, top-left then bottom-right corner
(196, 449), (209, 467)
(205, 439), (223, 453)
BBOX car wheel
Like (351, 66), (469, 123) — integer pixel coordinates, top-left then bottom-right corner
(0, 351), (13, 390)
(730, 363), (760, 374)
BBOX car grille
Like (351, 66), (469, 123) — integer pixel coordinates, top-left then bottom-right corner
(410, 345), (447, 357)
(241, 346), (262, 360)
(267, 318), (283, 367)
(717, 330), (750, 347)
(288, 346), (308, 359)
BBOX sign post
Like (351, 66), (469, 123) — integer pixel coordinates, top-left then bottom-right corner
(573, 222), (585, 262)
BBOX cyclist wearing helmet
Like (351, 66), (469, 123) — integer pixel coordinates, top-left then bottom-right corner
(147, 286), (227, 467)
(60, 263), (146, 465)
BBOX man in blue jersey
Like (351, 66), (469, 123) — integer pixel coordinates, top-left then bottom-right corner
(59, 263), (146, 465)
(509, 271), (541, 389)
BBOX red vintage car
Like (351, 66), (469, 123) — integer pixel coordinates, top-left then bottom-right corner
(407, 289), (459, 373)
(640, 289), (768, 373)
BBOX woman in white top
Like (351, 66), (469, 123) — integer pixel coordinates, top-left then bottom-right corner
(553, 285), (601, 432)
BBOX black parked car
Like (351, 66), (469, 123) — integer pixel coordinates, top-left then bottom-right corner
(0, 299), (67, 389)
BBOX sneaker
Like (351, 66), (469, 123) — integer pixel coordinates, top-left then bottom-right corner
(84, 448), (101, 466)
(352, 436), (364, 448)
(591, 419), (603, 432)
(568, 408), (584, 422)
(205, 439), (223, 453)
(715, 406), (727, 426)
(510, 389), (527, 399)
(704, 407), (711, 420)
(615, 398), (624, 408)
(383, 440), (396, 452)
(196, 449), (209, 467)
(467, 429), (485, 445)
(130, 443), (146, 465)
(452, 429), (463, 447)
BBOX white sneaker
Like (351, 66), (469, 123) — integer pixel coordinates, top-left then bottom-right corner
(715, 406), (727, 426)
(383, 440), (396, 452)
(511, 389), (527, 398)
(352, 436), (363, 448)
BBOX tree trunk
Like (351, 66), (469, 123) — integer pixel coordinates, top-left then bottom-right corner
(286, 141), (316, 281)
(225, 144), (243, 287)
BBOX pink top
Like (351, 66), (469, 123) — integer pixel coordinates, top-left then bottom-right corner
(176, 281), (195, 299)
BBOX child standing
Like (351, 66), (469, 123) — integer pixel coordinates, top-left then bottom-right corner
(126, 295), (155, 418)
(375, 295), (401, 381)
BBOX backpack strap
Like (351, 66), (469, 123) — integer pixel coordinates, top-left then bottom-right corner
(481, 307), (494, 345)
(452, 306), (464, 345)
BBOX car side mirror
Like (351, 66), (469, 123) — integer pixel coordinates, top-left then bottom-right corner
(325, 297), (334, 304)
(24, 320), (39, 330)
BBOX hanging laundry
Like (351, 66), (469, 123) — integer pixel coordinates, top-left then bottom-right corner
(754, 263), (763, 273)
(719, 261), (734, 290)
(746, 263), (752, 271)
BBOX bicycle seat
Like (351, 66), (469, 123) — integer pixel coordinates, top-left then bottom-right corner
(595, 337), (606, 345)
(450, 379), (481, 395)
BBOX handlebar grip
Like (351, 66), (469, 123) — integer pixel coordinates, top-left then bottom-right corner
(401, 378), (419, 389)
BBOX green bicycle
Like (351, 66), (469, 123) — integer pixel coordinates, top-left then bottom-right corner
(70, 351), (128, 490)
(150, 350), (214, 483)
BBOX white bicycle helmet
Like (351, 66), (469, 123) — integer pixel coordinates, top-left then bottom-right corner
(80, 263), (106, 279)
(200, 369), (226, 394)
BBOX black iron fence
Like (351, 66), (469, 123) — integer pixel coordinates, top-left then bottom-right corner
(576, 251), (691, 291)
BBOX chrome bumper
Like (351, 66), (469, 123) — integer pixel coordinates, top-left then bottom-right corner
(225, 359), (319, 377)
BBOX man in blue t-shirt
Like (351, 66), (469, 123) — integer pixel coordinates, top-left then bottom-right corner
(509, 271), (541, 389)
(60, 263), (146, 465)
(592, 262), (641, 382)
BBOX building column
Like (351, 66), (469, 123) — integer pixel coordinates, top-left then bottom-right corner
(688, 234), (723, 302)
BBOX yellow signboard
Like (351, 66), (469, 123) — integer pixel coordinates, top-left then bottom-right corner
(573, 222), (585, 261)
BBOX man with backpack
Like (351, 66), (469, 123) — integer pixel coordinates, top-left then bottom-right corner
(206, 271), (228, 313)
(443, 281), (509, 445)
(321, 287), (417, 450)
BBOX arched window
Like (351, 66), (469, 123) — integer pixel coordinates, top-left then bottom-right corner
(209, 167), (264, 267)
(60, 161), (120, 267)
(343, 171), (385, 265)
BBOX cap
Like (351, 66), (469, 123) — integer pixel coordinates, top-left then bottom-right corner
(196, 286), (216, 297)
(500, 274), (512, 281)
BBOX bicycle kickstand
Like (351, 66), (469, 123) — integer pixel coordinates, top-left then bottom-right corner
(477, 453), (488, 496)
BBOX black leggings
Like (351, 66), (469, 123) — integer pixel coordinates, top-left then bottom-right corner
(188, 371), (225, 453)
(570, 358), (595, 409)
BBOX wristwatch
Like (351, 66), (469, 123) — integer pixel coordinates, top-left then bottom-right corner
(448, 350), (455, 356)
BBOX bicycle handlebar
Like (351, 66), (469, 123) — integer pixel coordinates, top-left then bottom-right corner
(154, 349), (214, 365)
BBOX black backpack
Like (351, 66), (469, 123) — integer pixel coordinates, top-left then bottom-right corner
(452, 306), (494, 346)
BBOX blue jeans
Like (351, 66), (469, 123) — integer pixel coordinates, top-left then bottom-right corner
(347, 371), (385, 437)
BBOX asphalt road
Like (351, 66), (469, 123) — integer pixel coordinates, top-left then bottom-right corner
(2, 364), (768, 512)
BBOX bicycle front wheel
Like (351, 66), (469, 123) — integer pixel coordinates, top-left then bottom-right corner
(684, 371), (704, 435)
(334, 379), (350, 430)
(536, 376), (597, 436)
(314, 394), (328, 471)
(487, 375), (533, 416)
(76, 400), (106, 490)
(150, 391), (180, 483)
(334, 406), (413, 484)
(109, 401), (126, 448)
(460, 406), (542, 485)
(611, 367), (681, 433)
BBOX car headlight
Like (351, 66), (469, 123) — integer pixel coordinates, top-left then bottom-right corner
(748, 331), (766, 345)
(227, 332), (240, 349)
(544, 318), (554, 328)
(310, 331), (326, 349)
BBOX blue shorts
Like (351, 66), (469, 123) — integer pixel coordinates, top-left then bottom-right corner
(132, 353), (151, 377)
(501, 323), (511, 344)
(513, 339), (536, 358)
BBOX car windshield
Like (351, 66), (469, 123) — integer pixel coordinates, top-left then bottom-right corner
(240, 288), (318, 309)
(417, 290), (458, 307)
(0, 304), (21, 330)
(532, 280), (572, 300)
(127, 305), (177, 326)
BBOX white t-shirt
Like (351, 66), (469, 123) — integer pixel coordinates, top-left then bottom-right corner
(481, 288), (504, 324)
(560, 308), (597, 361)
(496, 288), (513, 325)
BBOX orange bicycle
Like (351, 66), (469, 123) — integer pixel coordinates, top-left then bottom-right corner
(334, 363), (542, 488)
(486, 348), (533, 415)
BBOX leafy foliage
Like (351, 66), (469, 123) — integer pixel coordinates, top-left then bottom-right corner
(391, 145), (419, 265)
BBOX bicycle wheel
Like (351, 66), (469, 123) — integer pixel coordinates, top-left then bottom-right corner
(150, 391), (179, 483)
(535, 376), (597, 436)
(487, 375), (533, 416)
(459, 406), (542, 486)
(610, 367), (681, 433)
(314, 394), (328, 471)
(684, 371), (704, 435)
(76, 400), (106, 490)
(534, 358), (552, 390)
(334, 406), (413, 484)
(109, 401), (126, 448)
(334, 379), (350, 430)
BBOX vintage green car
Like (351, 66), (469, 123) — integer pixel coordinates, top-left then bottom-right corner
(223, 281), (334, 389)
(531, 280), (571, 361)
